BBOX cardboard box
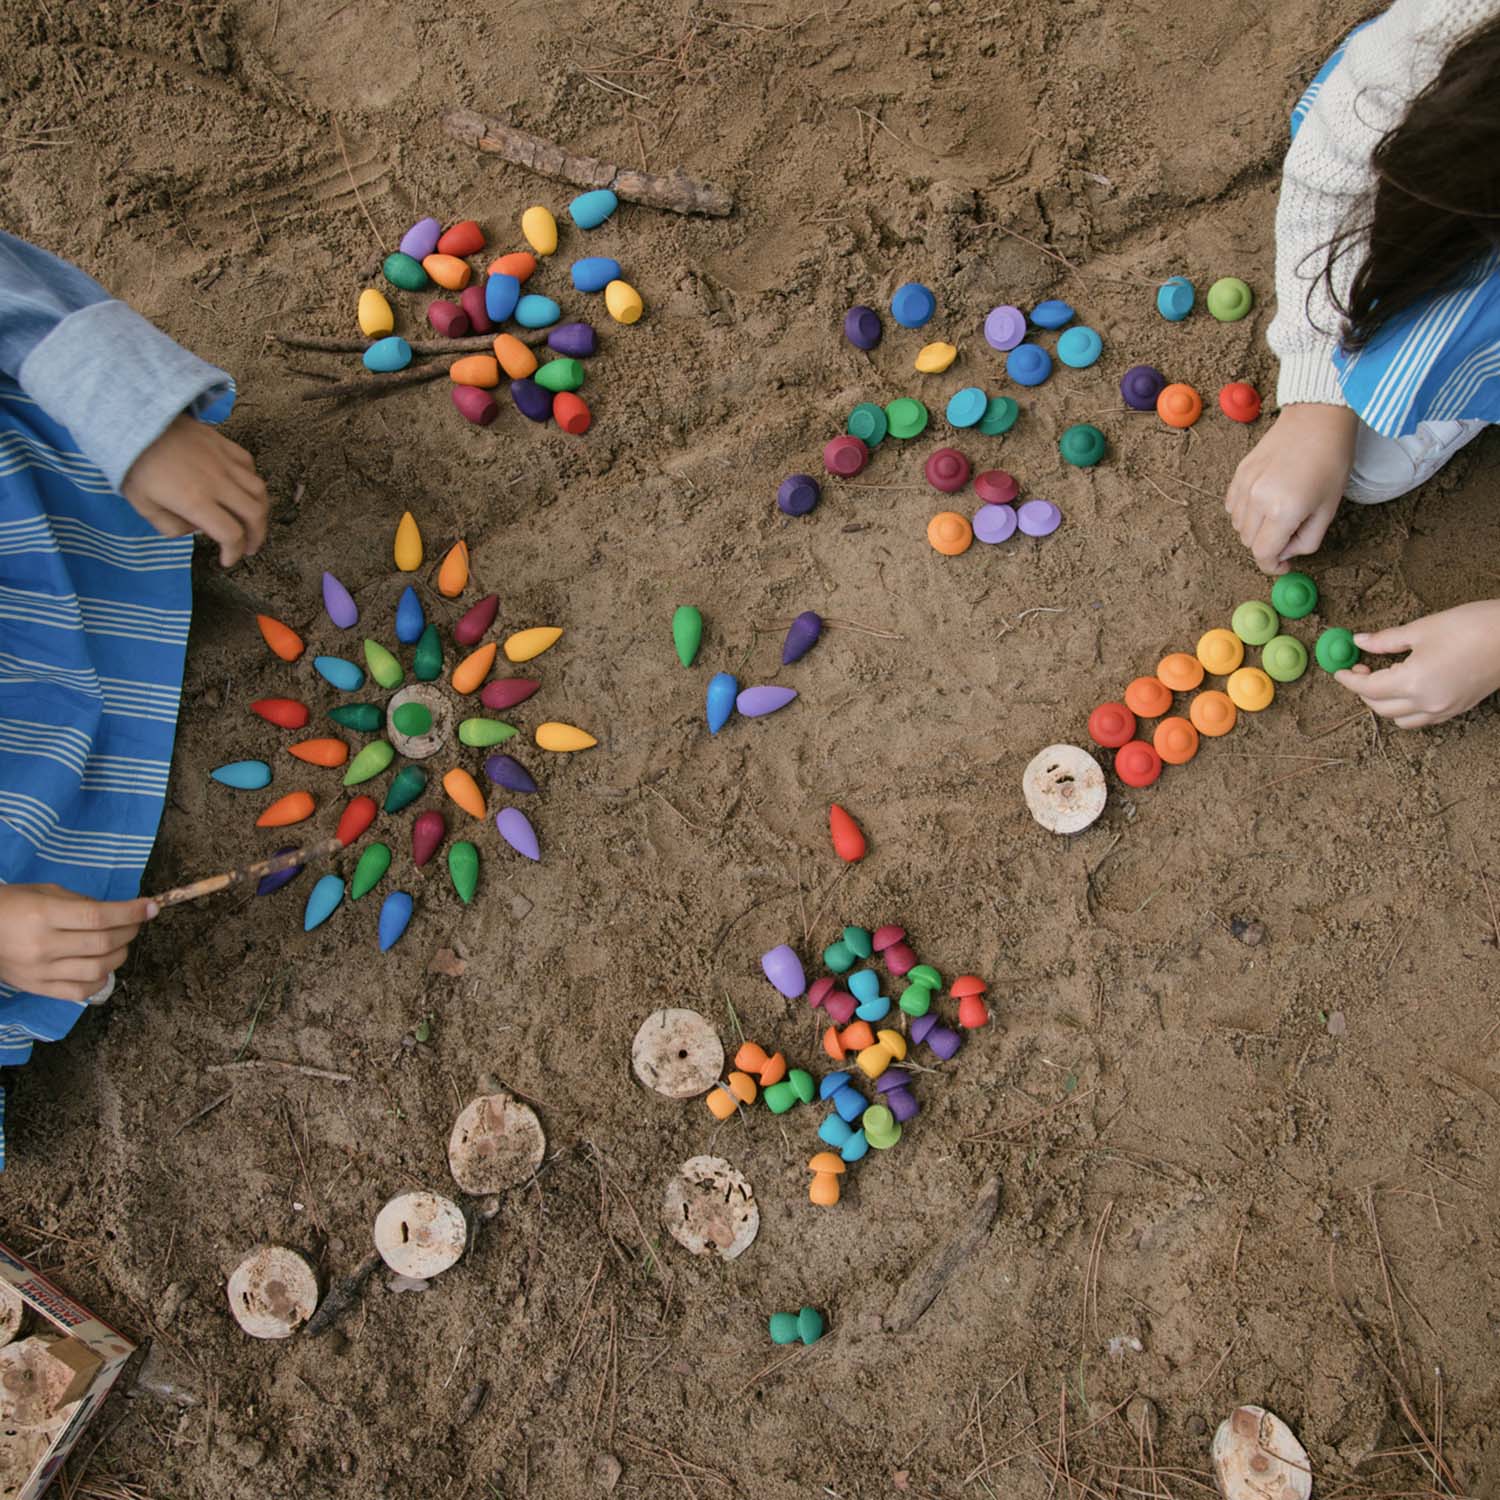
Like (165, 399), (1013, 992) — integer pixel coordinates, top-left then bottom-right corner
(0, 1241), (136, 1500)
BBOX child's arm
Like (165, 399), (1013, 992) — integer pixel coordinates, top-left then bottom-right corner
(0, 231), (267, 565)
(0, 887), (155, 1004)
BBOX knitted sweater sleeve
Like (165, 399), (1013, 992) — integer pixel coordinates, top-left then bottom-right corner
(1268, 0), (1500, 409)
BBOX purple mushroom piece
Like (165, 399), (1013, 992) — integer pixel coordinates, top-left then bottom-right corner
(874, 1068), (911, 1094)
(926, 1026), (962, 1061)
(910, 1014), (937, 1046)
(886, 1086), (920, 1123)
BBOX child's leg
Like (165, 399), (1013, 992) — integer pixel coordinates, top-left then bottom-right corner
(1344, 418), (1489, 504)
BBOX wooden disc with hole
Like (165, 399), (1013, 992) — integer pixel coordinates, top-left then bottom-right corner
(226, 1245), (319, 1340)
(1023, 743), (1107, 834)
(0, 1281), (23, 1349)
(447, 1093), (546, 1194)
(661, 1155), (759, 1261)
(631, 1009), (724, 1099)
(386, 683), (454, 760)
(1211, 1405), (1312, 1500)
(373, 1191), (469, 1278)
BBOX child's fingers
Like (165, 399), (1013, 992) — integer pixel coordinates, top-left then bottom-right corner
(1335, 665), (1412, 710)
(1393, 711), (1437, 729)
(1353, 625), (1416, 654)
(45, 948), (131, 984)
(49, 894), (156, 929)
(223, 473), (270, 556)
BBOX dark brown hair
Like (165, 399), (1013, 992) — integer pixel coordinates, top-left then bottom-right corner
(1319, 10), (1500, 349)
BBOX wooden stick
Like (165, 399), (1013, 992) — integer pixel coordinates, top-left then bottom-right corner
(206, 1059), (353, 1083)
(273, 329), (547, 356)
(149, 836), (341, 909)
(441, 108), (734, 217)
(300, 364), (451, 402)
(884, 1176), (1002, 1332)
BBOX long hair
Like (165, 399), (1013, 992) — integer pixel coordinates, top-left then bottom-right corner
(1319, 11), (1500, 349)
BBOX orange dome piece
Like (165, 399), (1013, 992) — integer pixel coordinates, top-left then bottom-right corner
(822, 1025), (847, 1062)
(734, 1041), (769, 1074)
(1157, 382), (1203, 429)
(492, 333), (539, 381)
(840, 1020), (876, 1052)
(760, 1051), (788, 1086)
(437, 541), (470, 598)
(451, 642), (497, 695)
(1157, 652), (1205, 692)
(1123, 675), (1173, 718)
(443, 767), (488, 818)
(951, 975), (987, 998)
(1189, 690), (1237, 738)
(1227, 666), (1275, 712)
(487, 252), (536, 282)
(287, 737), (349, 768)
(927, 510), (973, 556)
(256, 614), (304, 662)
(1152, 716), (1200, 765)
(726, 1070), (758, 1105)
(256, 790), (315, 828)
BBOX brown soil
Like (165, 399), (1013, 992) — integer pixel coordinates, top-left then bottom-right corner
(4, 1), (1500, 1496)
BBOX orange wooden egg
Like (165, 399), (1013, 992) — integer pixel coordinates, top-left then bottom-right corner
(256, 614), (304, 662)
(256, 790), (315, 828)
(288, 737), (348, 768)
(451, 642), (497, 695)
(438, 541), (470, 598)
(443, 768), (487, 818)
(487, 252), (536, 282)
(492, 333), (538, 380)
(450, 355), (499, 389)
(422, 253), (472, 291)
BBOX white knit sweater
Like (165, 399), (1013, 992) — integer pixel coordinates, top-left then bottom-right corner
(1269, 0), (1500, 409)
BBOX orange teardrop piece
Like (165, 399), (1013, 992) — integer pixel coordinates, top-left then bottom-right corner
(438, 541), (470, 598)
(451, 641), (497, 695)
(256, 790), (315, 828)
(287, 737), (349, 768)
(442, 767), (487, 818)
(256, 615), (304, 662)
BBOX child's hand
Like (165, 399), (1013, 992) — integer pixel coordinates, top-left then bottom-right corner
(121, 414), (269, 567)
(1225, 404), (1358, 574)
(1335, 600), (1500, 727)
(0, 885), (156, 1002)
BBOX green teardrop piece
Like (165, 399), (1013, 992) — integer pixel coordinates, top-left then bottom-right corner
(384, 764), (427, 813)
(448, 840), (479, 904)
(351, 841), (392, 900)
(329, 704), (384, 732)
(414, 623), (443, 682)
(392, 702), (433, 736)
(457, 718), (516, 748)
(534, 357), (584, 393)
(343, 740), (395, 786)
(364, 639), (404, 690)
(672, 606), (703, 668)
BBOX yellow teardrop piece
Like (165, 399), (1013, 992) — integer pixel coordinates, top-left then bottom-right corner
(504, 626), (562, 663)
(914, 341), (958, 373)
(604, 280), (644, 326)
(521, 205), (558, 256)
(451, 641), (497, 695)
(358, 288), (394, 337)
(438, 540), (469, 598)
(535, 721), (597, 752)
(394, 511), (423, 572)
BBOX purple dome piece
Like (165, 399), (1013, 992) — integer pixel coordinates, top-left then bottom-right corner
(818, 1070), (852, 1100)
(761, 943), (806, 999)
(1120, 363), (1166, 411)
(398, 216), (441, 259)
(485, 753), (538, 793)
(983, 304), (1026, 351)
(781, 611), (823, 665)
(777, 474), (820, 517)
(926, 1025), (961, 1061)
(256, 846), (303, 896)
(510, 378), (552, 423)
(496, 807), (541, 861)
(824, 990), (857, 1025)
(910, 1013), (937, 1046)
(886, 1086), (920, 1122)
(736, 684), (797, 717)
(1017, 499), (1062, 537)
(874, 1068), (911, 1094)
(548, 322), (597, 358)
(322, 571), (358, 628)
(843, 305), (882, 350)
(973, 503), (1018, 545)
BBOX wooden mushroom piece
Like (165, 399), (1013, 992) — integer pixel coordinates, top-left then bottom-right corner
(373, 1191), (469, 1279)
(447, 1092), (546, 1195)
(226, 1245), (320, 1340)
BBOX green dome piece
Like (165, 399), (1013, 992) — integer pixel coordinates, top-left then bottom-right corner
(364, 639), (404, 690)
(884, 397), (929, 440)
(848, 402), (888, 446)
(1059, 423), (1107, 468)
(1314, 627), (1359, 673)
(330, 703), (384, 733)
(413, 623), (443, 682)
(1207, 276), (1253, 322)
(1262, 635), (1309, 683)
(351, 841), (391, 900)
(672, 606), (703, 668)
(1271, 571), (1318, 619)
(392, 702), (432, 737)
(978, 395), (1019, 435)
(448, 841), (479, 904)
(843, 925), (873, 959)
(384, 764), (427, 813)
(1231, 600), (1279, 646)
(343, 740), (395, 786)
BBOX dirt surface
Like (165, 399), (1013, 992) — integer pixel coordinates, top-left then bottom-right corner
(4, 1), (1500, 1496)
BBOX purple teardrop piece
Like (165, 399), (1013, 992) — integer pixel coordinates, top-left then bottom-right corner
(736, 685), (798, 717)
(496, 807), (541, 860)
(547, 322), (597, 358)
(322, 572), (358, 629)
(781, 611), (822, 665)
(485, 753), (538, 793)
(511, 378), (552, 423)
(257, 847), (303, 896)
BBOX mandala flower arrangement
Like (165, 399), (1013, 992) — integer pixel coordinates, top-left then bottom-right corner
(212, 512), (596, 949)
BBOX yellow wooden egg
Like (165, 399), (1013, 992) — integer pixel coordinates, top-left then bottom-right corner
(535, 721), (597, 752)
(914, 341), (957, 373)
(357, 288), (393, 337)
(504, 626), (562, 663)
(604, 279), (644, 326)
(521, 205), (558, 256)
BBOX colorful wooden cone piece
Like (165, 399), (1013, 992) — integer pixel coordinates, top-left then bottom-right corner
(736, 685), (797, 717)
(394, 511), (423, 571)
(414, 624), (443, 681)
(480, 679), (539, 711)
(257, 614), (304, 662)
(448, 840), (479, 903)
(344, 740), (395, 786)
(496, 807), (540, 861)
(458, 718), (515, 748)
(351, 842), (391, 899)
(314, 655), (365, 692)
(378, 891), (414, 951)
(504, 627), (562, 663)
(782, 611), (822, 665)
(322, 572), (358, 629)
(672, 606), (703, 667)
(443, 768), (487, 818)
(706, 673), (737, 735)
(535, 722), (596, 751)
(452, 642), (497, 695)
(252, 698), (308, 729)
(211, 760), (270, 789)
(336, 795), (377, 846)
(257, 846), (302, 896)
(288, 737), (348, 768)
(303, 874), (344, 931)
(384, 765), (427, 813)
(257, 791), (315, 828)
(396, 586), (425, 645)
(438, 542), (469, 598)
(412, 810), (446, 866)
(454, 594), (499, 647)
(329, 703), (384, 732)
(828, 804), (867, 861)
(364, 639), (404, 690)
(485, 754), (537, 792)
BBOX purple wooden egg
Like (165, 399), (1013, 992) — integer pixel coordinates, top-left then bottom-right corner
(511, 378), (552, 423)
(736, 685), (797, 717)
(399, 216), (441, 259)
(781, 611), (822, 665)
(910, 1014), (937, 1046)
(412, 810), (446, 868)
(454, 594), (499, 647)
(761, 944), (805, 999)
(824, 990), (857, 1025)
(496, 806), (541, 861)
(256, 847), (303, 896)
(322, 571), (358, 629)
(886, 1086), (919, 1122)
(548, 322), (597, 357)
(926, 1025), (961, 1061)
(452, 385), (499, 427)
(485, 753), (538, 793)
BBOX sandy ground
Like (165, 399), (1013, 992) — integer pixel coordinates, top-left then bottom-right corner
(3, 0), (1500, 1496)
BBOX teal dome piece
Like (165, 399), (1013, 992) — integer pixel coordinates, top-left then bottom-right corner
(848, 402), (888, 446)
(1057, 326), (1102, 368)
(978, 395), (1019, 434)
(1156, 276), (1195, 321)
(1059, 423), (1107, 467)
(945, 387), (988, 428)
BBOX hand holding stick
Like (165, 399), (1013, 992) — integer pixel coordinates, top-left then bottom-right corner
(149, 836), (342, 909)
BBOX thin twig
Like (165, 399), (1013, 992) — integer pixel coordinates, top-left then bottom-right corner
(205, 1059), (353, 1083)
(332, 118), (384, 249)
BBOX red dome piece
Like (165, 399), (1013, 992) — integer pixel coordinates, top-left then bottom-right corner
(808, 976), (836, 1011)
(251, 697), (309, 730)
(951, 974), (987, 998)
(872, 924), (905, 951)
(957, 994), (990, 1029)
(1218, 381), (1262, 423)
(1088, 701), (1137, 749)
(829, 803), (867, 862)
(823, 435), (870, 478)
(1115, 740), (1163, 788)
(335, 795), (378, 847)
(924, 447), (971, 494)
(973, 469), (1019, 506)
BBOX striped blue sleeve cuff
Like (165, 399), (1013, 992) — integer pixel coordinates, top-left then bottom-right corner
(18, 299), (233, 492)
